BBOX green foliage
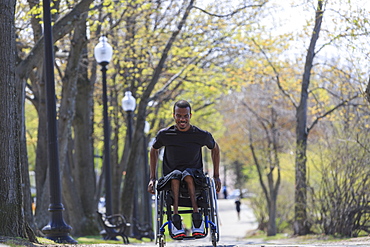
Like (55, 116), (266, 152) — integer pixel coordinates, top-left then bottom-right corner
(25, 101), (38, 171)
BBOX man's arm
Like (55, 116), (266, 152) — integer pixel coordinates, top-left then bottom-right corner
(211, 142), (221, 192)
(148, 147), (159, 194)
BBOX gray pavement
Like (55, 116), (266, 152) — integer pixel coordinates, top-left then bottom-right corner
(148, 199), (370, 247)
(164, 198), (261, 247)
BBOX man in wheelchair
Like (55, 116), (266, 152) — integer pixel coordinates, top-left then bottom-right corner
(147, 100), (221, 239)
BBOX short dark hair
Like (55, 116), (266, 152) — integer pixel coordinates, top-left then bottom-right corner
(173, 100), (191, 114)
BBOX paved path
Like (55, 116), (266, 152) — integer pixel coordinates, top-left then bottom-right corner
(154, 199), (370, 247)
(217, 199), (258, 244)
(166, 198), (261, 247)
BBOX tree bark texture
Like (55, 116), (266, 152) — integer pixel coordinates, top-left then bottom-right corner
(56, 12), (90, 236)
(294, 0), (323, 236)
(72, 39), (99, 235)
(0, 0), (36, 241)
(34, 80), (51, 229)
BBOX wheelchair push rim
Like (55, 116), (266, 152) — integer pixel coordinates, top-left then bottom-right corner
(154, 181), (166, 245)
(208, 177), (220, 243)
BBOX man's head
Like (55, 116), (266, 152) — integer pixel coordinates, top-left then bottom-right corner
(173, 100), (192, 131)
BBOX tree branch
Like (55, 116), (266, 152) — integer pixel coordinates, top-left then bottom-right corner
(16, 0), (94, 79)
(149, 56), (198, 102)
(192, 2), (266, 18)
(251, 38), (298, 108)
(307, 93), (359, 133)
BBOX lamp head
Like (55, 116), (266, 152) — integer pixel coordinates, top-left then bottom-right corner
(122, 91), (136, 112)
(94, 36), (113, 64)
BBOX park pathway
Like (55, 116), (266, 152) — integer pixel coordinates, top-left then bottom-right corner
(166, 198), (261, 247)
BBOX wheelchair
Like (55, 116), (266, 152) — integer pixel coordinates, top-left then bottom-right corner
(154, 175), (220, 247)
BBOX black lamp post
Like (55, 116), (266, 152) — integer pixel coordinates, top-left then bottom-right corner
(121, 91), (136, 143)
(94, 36), (113, 216)
(143, 121), (154, 239)
(41, 0), (76, 243)
(121, 91), (137, 237)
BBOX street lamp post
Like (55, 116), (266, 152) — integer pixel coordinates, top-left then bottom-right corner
(121, 91), (136, 143)
(41, 0), (76, 243)
(121, 91), (137, 237)
(94, 36), (113, 216)
(143, 121), (154, 240)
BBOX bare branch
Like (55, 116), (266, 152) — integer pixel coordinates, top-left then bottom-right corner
(16, 0), (94, 79)
(365, 76), (370, 103)
(192, 2), (266, 18)
(250, 38), (298, 108)
(249, 128), (270, 206)
(307, 93), (359, 133)
(149, 56), (198, 102)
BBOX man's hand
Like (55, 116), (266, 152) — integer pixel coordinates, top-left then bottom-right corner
(213, 177), (221, 193)
(147, 179), (155, 194)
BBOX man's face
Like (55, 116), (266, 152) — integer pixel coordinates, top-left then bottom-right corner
(173, 106), (192, 131)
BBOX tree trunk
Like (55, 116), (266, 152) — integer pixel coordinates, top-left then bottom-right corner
(61, 144), (85, 236)
(20, 87), (38, 232)
(294, 0), (324, 235)
(34, 82), (51, 229)
(267, 194), (277, 236)
(0, 0), (36, 240)
(17, 54), (38, 232)
(121, 0), (195, 222)
(57, 13), (92, 236)
(73, 36), (99, 235)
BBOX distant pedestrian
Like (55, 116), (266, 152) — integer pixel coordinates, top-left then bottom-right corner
(235, 198), (241, 220)
(222, 185), (228, 199)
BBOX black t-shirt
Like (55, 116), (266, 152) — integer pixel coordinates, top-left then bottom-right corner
(152, 125), (216, 175)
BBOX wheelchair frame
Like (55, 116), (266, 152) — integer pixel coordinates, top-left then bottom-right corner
(154, 176), (220, 247)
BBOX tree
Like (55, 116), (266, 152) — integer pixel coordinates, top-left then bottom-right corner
(0, 0), (37, 241)
(246, 0), (363, 235)
(219, 81), (293, 236)
(120, 0), (198, 227)
(247, 105), (282, 236)
(217, 0), (368, 236)
(15, 0), (98, 234)
(87, 0), (267, 230)
(292, 0), (363, 234)
(293, 0), (324, 234)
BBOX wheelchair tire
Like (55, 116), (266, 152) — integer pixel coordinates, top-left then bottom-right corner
(208, 177), (220, 243)
(155, 182), (165, 245)
(158, 235), (165, 247)
(212, 233), (217, 247)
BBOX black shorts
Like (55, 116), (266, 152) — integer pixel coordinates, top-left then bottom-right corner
(157, 168), (206, 191)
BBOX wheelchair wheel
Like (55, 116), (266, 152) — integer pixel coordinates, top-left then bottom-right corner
(158, 235), (165, 247)
(155, 182), (165, 245)
(208, 177), (220, 245)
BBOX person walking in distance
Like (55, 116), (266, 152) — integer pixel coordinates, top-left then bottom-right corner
(147, 100), (221, 239)
(235, 197), (241, 220)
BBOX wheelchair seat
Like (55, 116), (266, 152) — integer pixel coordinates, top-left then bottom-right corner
(165, 187), (209, 208)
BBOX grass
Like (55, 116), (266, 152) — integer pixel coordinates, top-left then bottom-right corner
(0, 234), (154, 246)
(74, 235), (154, 244)
(0, 206), (195, 247)
(2, 231), (369, 246)
(243, 230), (370, 245)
